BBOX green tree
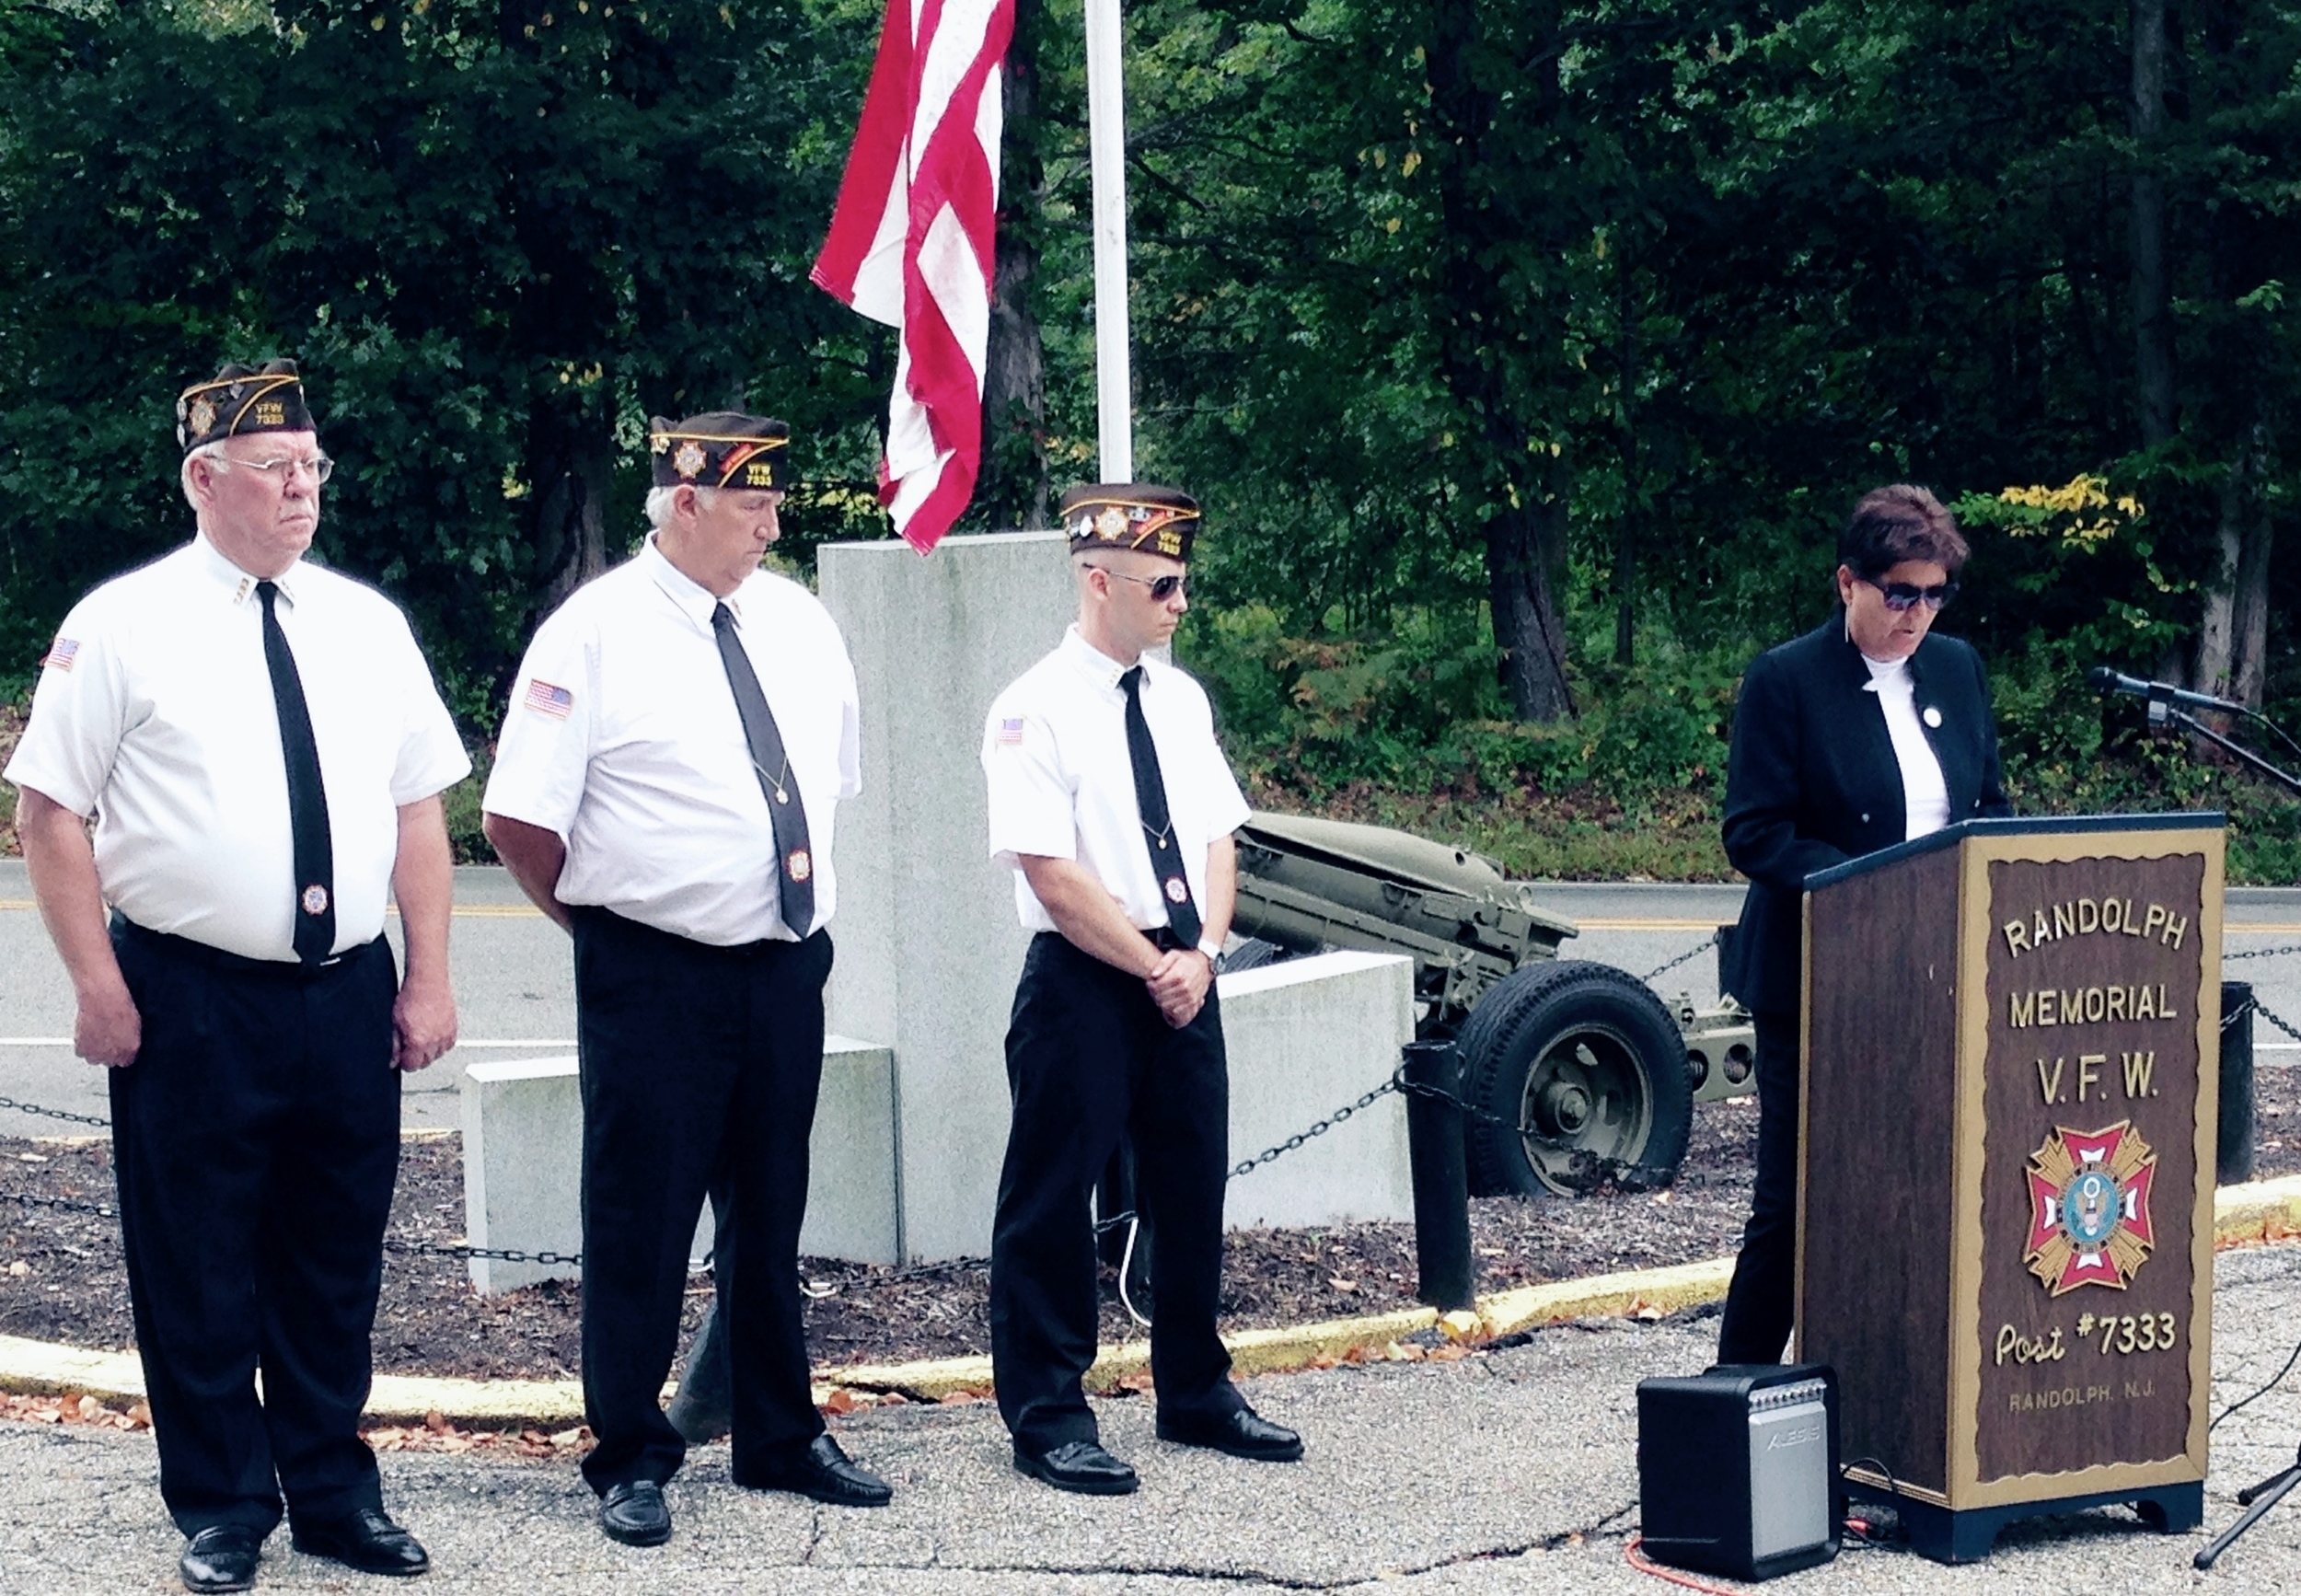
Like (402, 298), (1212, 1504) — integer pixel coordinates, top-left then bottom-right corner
(0, 0), (892, 718)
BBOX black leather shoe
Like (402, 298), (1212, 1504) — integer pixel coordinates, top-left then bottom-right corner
(736, 1434), (893, 1508)
(179, 1525), (262, 1594)
(598, 1481), (672, 1547)
(1012, 1439), (1139, 1496)
(1157, 1405), (1304, 1462)
(290, 1508), (429, 1578)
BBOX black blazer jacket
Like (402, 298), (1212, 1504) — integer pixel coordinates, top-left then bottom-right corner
(1718, 618), (2012, 1019)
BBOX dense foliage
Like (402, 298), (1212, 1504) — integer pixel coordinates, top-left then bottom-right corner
(3, 0), (2299, 871)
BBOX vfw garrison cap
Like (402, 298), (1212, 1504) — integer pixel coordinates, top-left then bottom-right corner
(1059, 483), (1201, 562)
(649, 412), (792, 491)
(177, 359), (317, 453)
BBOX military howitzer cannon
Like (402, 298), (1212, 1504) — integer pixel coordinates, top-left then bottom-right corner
(1227, 812), (1756, 1197)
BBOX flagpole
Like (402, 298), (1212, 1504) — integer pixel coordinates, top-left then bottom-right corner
(1083, 0), (1132, 483)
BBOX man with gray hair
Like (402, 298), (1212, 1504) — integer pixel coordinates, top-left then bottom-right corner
(482, 411), (888, 1547)
(6, 359), (467, 1591)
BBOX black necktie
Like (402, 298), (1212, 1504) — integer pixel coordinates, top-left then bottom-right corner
(1120, 665), (1202, 946)
(256, 581), (335, 966)
(711, 603), (815, 938)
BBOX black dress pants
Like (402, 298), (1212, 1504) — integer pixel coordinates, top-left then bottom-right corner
(571, 908), (831, 1493)
(1717, 1013), (1798, 1364)
(108, 921), (400, 1537)
(990, 932), (1243, 1452)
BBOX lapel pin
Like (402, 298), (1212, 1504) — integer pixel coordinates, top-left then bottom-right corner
(1923, 706), (1943, 728)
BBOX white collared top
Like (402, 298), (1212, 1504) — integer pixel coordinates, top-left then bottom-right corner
(482, 537), (860, 946)
(1861, 653), (1951, 839)
(982, 626), (1250, 932)
(4, 534), (471, 962)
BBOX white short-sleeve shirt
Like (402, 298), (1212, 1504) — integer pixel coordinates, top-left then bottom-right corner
(3, 534), (472, 963)
(982, 626), (1250, 932)
(482, 537), (861, 947)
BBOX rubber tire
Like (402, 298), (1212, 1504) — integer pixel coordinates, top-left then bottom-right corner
(1218, 937), (1291, 975)
(1459, 960), (1694, 1197)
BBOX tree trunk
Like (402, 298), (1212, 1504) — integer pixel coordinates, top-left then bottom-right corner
(2193, 451), (2246, 697)
(1429, 0), (1576, 721)
(1487, 497), (1576, 721)
(977, 0), (1049, 530)
(529, 403), (611, 614)
(2130, 0), (2175, 447)
(2233, 434), (2273, 708)
(1613, 270), (1637, 667)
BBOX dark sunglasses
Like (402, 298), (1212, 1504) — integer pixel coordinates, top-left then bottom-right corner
(1861, 575), (1959, 613)
(1086, 566), (1190, 601)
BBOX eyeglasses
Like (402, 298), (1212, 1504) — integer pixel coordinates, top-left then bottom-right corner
(1085, 566), (1189, 601)
(212, 453), (334, 486)
(1861, 575), (1958, 613)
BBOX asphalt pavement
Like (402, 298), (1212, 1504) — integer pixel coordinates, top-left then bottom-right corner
(6, 1243), (2301, 1593)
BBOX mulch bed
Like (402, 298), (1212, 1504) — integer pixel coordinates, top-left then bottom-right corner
(6, 1075), (2298, 1382)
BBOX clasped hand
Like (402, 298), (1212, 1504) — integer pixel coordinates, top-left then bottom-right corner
(1144, 947), (1212, 1028)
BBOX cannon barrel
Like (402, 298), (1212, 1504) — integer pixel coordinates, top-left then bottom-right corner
(1231, 812), (1578, 1031)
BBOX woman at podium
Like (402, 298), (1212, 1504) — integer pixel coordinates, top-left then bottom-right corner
(1714, 484), (2010, 1364)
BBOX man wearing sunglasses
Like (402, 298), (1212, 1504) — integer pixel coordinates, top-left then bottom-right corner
(1716, 483), (2012, 1366)
(6, 360), (468, 1591)
(978, 484), (1303, 1497)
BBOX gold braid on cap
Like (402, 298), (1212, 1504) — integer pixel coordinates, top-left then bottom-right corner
(178, 372), (305, 440)
(1068, 497), (1201, 551)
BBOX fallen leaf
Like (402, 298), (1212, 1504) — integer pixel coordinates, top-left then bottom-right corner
(1328, 1277), (1359, 1292)
(821, 1389), (859, 1416)
(424, 1409), (450, 1434)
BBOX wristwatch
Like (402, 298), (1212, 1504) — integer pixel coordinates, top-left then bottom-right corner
(1197, 936), (1226, 965)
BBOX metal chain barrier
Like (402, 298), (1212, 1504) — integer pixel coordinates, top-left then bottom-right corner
(1640, 930), (1720, 986)
(380, 1235), (584, 1267)
(2250, 995), (2301, 1047)
(0, 1093), (110, 1129)
(1227, 1076), (1404, 1181)
(4, 1190), (116, 1220)
(2226, 942), (2301, 963)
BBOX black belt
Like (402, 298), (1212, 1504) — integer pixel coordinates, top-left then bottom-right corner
(572, 903), (813, 958)
(112, 914), (375, 980)
(1149, 927), (1192, 952)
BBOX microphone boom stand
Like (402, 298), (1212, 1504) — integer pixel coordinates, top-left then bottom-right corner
(2142, 688), (2301, 1568)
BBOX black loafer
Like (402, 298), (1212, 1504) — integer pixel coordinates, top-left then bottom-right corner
(290, 1508), (429, 1578)
(1013, 1439), (1139, 1496)
(735, 1434), (893, 1508)
(598, 1480), (672, 1547)
(1157, 1405), (1304, 1462)
(179, 1525), (262, 1594)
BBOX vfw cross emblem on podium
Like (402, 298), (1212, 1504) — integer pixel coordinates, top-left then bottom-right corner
(2021, 1121), (2159, 1296)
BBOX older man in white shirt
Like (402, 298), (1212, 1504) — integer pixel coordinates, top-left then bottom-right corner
(483, 412), (886, 1549)
(6, 359), (467, 1594)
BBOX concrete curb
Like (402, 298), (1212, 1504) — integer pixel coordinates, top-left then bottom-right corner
(10, 1174), (2300, 1425)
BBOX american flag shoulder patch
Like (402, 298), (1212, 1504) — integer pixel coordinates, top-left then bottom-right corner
(996, 717), (1026, 746)
(40, 636), (78, 672)
(523, 678), (574, 719)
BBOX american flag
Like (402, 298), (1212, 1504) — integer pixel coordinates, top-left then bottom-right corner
(523, 678), (574, 720)
(40, 637), (77, 672)
(812, 0), (1015, 554)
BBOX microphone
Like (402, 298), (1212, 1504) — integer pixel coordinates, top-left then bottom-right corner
(2087, 665), (2247, 716)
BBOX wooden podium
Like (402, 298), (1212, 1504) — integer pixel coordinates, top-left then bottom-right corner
(1797, 814), (2223, 1562)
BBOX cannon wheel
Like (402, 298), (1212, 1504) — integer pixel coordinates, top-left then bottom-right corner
(1459, 961), (1694, 1197)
